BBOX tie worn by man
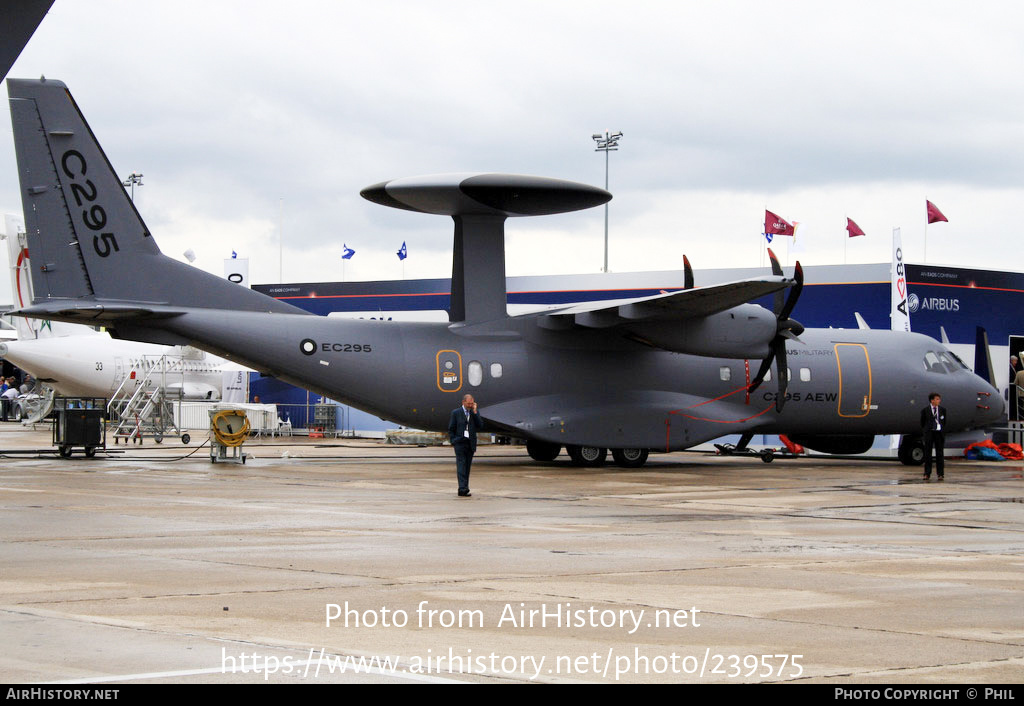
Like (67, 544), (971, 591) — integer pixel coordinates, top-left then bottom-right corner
(920, 392), (947, 481)
(448, 394), (483, 497)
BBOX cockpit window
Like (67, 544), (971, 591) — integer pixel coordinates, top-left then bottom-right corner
(938, 351), (962, 373)
(945, 351), (970, 370)
(923, 351), (946, 374)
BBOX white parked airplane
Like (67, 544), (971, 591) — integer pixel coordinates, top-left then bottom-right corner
(1, 216), (232, 405)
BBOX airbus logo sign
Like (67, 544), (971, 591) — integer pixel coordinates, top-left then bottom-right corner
(909, 294), (959, 314)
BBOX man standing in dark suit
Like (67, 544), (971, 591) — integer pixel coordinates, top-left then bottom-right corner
(920, 392), (946, 480)
(448, 394), (482, 497)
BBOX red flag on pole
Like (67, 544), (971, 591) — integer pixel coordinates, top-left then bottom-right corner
(926, 200), (948, 224)
(765, 210), (795, 236)
(846, 218), (865, 237)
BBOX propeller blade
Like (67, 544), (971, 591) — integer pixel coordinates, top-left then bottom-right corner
(748, 349), (776, 394)
(752, 258), (803, 407)
(774, 337), (789, 412)
(779, 260), (804, 322)
(683, 254), (694, 290)
(767, 248), (784, 314)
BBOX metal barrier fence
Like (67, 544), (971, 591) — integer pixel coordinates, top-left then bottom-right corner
(272, 403), (355, 436)
(173, 402), (278, 434)
(170, 402), (357, 436)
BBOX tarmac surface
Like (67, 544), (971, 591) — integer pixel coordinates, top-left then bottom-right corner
(1, 424), (1022, 684)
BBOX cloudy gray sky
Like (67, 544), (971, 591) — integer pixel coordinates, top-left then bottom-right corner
(2, 1), (1022, 304)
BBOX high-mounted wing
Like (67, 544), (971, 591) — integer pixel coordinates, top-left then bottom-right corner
(526, 272), (796, 361)
(536, 276), (789, 328)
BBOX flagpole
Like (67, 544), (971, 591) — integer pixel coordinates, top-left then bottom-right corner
(924, 197), (928, 263)
(844, 215), (848, 265)
(760, 206), (766, 268)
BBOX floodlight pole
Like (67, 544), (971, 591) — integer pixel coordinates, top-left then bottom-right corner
(122, 173), (144, 202)
(592, 130), (622, 273)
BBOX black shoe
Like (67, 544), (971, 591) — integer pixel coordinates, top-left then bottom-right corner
(458, 490), (471, 497)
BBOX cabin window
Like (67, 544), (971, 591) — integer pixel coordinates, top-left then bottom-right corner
(719, 366), (731, 381)
(490, 363), (502, 379)
(800, 367), (811, 382)
(468, 361), (483, 386)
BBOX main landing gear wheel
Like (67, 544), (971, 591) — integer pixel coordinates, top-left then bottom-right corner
(526, 440), (561, 462)
(611, 448), (649, 468)
(181, 433), (191, 445)
(58, 446), (72, 458)
(567, 445), (607, 466)
(898, 437), (925, 466)
(760, 449), (775, 463)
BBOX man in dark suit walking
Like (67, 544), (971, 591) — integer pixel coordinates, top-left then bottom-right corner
(448, 394), (482, 497)
(921, 392), (946, 480)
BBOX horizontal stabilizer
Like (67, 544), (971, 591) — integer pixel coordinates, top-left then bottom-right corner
(14, 302), (185, 323)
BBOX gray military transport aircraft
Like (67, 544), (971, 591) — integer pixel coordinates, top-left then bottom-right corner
(6, 77), (1004, 467)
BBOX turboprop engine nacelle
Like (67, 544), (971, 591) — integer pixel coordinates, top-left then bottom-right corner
(625, 304), (778, 359)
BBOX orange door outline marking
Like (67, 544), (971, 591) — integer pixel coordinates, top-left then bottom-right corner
(834, 343), (872, 418)
(436, 350), (463, 393)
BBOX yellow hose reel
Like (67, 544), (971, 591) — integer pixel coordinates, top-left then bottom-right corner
(211, 409), (251, 448)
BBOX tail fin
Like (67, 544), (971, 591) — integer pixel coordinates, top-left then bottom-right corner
(7, 77), (299, 323)
(2, 215), (33, 338)
(0, 0), (54, 80)
(9, 78), (162, 303)
(975, 326), (996, 387)
(3, 214), (97, 339)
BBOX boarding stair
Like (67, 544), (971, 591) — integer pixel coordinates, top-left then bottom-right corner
(107, 355), (184, 444)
